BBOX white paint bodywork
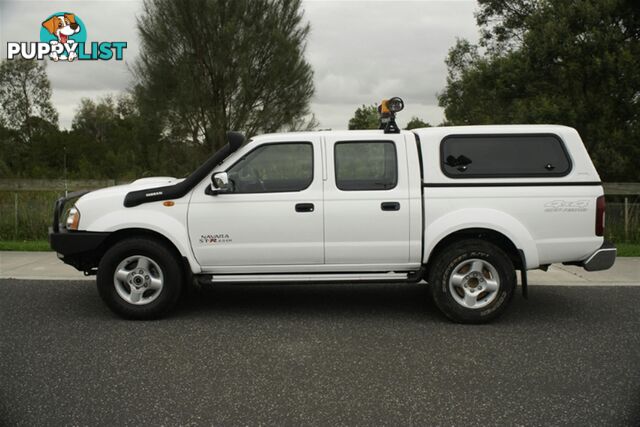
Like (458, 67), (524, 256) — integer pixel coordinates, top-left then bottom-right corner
(188, 134), (326, 267)
(73, 125), (603, 277)
(414, 125), (603, 268)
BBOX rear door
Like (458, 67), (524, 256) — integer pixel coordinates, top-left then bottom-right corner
(323, 134), (410, 265)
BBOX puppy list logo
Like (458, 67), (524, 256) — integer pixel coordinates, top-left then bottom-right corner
(6, 12), (127, 62)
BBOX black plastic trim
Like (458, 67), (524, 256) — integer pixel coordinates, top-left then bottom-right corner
(413, 132), (426, 264)
(423, 181), (601, 188)
(518, 249), (528, 300)
(49, 228), (110, 272)
(49, 228), (110, 256)
(124, 131), (245, 207)
(577, 241), (616, 272)
(295, 203), (315, 212)
(439, 133), (573, 179)
(381, 201), (400, 211)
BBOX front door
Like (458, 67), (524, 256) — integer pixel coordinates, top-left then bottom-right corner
(188, 138), (324, 268)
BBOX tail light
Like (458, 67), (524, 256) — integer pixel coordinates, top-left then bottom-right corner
(595, 195), (605, 236)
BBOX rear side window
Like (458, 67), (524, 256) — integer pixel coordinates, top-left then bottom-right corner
(335, 141), (397, 190)
(441, 134), (572, 178)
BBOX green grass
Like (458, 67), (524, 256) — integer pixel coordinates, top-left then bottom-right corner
(616, 243), (640, 257)
(0, 240), (51, 251)
(0, 239), (639, 257)
(1, 191), (61, 241)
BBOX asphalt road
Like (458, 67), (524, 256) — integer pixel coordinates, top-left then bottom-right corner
(1, 279), (639, 426)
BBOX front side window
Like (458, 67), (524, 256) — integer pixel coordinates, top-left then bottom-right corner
(227, 143), (313, 193)
(441, 134), (572, 178)
(334, 141), (397, 191)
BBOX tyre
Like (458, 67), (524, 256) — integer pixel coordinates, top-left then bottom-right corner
(428, 239), (516, 324)
(97, 238), (183, 319)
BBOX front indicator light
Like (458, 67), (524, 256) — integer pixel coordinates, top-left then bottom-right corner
(66, 207), (80, 230)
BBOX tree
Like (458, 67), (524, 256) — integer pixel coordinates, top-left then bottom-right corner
(69, 93), (206, 179)
(405, 116), (431, 130)
(0, 59), (58, 141)
(348, 104), (379, 130)
(134, 0), (315, 152)
(438, 0), (640, 181)
(72, 96), (123, 144)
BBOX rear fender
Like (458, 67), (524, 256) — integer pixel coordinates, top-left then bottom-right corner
(425, 208), (539, 269)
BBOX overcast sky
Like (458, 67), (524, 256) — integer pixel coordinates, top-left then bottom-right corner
(0, 0), (479, 130)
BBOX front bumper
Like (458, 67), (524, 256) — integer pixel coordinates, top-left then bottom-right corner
(49, 228), (110, 272)
(49, 190), (109, 272)
(566, 241), (617, 272)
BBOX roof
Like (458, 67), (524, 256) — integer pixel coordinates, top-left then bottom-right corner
(253, 124), (575, 141)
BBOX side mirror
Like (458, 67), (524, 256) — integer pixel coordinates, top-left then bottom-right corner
(208, 172), (231, 195)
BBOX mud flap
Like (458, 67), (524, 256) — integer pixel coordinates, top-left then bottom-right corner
(518, 249), (528, 299)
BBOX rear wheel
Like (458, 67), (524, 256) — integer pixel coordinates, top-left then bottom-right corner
(97, 238), (183, 319)
(428, 239), (516, 323)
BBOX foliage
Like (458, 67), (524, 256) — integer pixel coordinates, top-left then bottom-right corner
(438, 0), (640, 181)
(405, 117), (431, 130)
(134, 0), (315, 151)
(615, 243), (640, 257)
(0, 240), (51, 251)
(0, 191), (59, 240)
(0, 90), (208, 180)
(0, 59), (58, 142)
(348, 104), (379, 130)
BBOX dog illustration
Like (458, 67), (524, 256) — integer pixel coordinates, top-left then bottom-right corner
(41, 14), (80, 61)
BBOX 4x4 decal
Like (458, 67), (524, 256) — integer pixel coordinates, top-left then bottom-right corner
(544, 200), (589, 212)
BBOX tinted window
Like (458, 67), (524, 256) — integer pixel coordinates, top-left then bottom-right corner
(335, 141), (397, 190)
(441, 134), (572, 178)
(227, 143), (313, 193)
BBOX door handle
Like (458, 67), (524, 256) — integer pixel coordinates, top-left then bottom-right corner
(381, 202), (400, 211)
(295, 203), (315, 213)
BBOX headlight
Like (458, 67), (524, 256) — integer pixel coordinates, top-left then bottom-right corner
(66, 206), (81, 230)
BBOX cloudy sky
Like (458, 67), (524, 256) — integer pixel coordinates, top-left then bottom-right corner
(0, 0), (479, 130)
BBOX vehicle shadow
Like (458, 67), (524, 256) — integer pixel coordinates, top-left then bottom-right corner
(21, 279), (596, 325)
(171, 282), (581, 324)
(175, 282), (441, 322)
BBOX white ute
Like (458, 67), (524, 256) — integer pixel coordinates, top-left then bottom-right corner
(49, 98), (616, 323)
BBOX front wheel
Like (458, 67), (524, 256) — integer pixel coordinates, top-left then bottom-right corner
(428, 239), (516, 323)
(97, 238), (183, 319)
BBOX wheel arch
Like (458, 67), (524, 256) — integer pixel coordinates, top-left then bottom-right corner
(97, 227), (197, 277)
(425, 227), (522, 271)
(423, 208), (539, 271)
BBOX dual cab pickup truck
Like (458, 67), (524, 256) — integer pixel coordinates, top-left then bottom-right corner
(50, 121), (615, 323)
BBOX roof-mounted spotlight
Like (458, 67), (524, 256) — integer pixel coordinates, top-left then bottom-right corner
(378, 97), (404, 133)
(386, 97), (404, 113)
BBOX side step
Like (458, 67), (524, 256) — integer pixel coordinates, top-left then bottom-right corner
(204, 271), (411, 284)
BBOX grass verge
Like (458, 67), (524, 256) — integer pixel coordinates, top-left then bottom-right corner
(616, 243), (640, 257)
(0, 240), (50, 251)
